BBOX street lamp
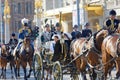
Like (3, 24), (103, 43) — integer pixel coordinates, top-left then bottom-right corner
(4, 0), (11, 44)
(34, 0), (43, 49)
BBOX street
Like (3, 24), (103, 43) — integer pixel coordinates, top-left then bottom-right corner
(0, 63), (118, 80)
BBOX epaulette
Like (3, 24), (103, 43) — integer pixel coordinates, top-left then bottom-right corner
(19, 28), (23, 33)
(28, 29), (31, 33)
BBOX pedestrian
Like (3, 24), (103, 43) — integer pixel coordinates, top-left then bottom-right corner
(71, 25), (81, 40)
(81, 23), (92, 38)
(104, 9), (120, 34)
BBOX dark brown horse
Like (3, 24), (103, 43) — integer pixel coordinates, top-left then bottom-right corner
(15, 36), (34, 80)
(102, 33), (120, 79)
(71, 29), (108, 79)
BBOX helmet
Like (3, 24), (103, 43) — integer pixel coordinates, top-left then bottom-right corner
(21, 18), (29, 26)
(12, 33), (15, 37)
(109, 9), (116, 16)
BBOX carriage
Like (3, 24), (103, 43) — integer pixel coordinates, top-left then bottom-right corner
(32, 39), (80, 80)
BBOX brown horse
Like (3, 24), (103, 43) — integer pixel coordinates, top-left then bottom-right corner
(102, 33), (120, 79)
(15, 36), (34, 80)
(71, 29), (108, 79)
(0, 44), (9, 79)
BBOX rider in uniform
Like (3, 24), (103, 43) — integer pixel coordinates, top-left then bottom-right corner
(9, 33), (18, 54)
(104, 9), (120, 34)
(53, 22), (63, 38)
(9, 33), (18, 47)
(16, 18), (32, 52)
(71, 25), (81, 40)
(81, 23), (92, 38)
(41, 24), (53, 43)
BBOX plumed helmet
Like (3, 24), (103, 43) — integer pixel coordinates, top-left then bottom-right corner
(109, 9), (116, 16)
(12, 33), (15, 37)
(21, 18), (29, 26)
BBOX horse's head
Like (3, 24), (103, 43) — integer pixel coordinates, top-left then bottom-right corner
(23, 36), (31, 45)
(1, 44), (10, 56)
(94, 29), (109, 51)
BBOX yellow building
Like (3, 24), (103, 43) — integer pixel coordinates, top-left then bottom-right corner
(43, 0), (114, 33)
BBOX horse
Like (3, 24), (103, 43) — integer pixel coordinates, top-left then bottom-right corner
(15, 36), (34, 80)
(102, 32), (120, 80)
(70, 29), (108, 80)
(0, 43), (17, 79)
(0, 44), (10, 79)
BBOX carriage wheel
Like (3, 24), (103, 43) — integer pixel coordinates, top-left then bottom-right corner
(52, 61), (63, 80)
(33, 53), (43, 80)
(71, 74), (79, 80)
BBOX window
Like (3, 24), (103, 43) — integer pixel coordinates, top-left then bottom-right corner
(54, 0), (63, 8)
(26, 2), (32, 14)
(46, 0), (53, 10)
(13, 3), (17, 14)
(18, 3), (22, 14)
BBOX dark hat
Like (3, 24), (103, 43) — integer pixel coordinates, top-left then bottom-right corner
(84, 23), (90, 27)
(45, 24), (49, 28)
(109, 9), (116, 16)
(55, 22), (61, 27)
(12, 33), (15, 37)
(73, 25), (78, 28)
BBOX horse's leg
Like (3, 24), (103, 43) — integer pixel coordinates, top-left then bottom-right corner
(2, 67), (6, 79)
(23, 67), (27, 80)
(27, 59), (32, 78)
(10, 62), (14, 78)
(115, 58), (120, 79)
(0, 67), (4, 78)
(102, 51), (111, 80)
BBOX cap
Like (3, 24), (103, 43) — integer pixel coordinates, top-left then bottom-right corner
(73, 25), (78, 28)
(12, 33), (15, 36)
(109, 9), (116, 16)
(84, 23), (90, 27)
(21, 18), (29, 26)
(55, 22), (61, 27)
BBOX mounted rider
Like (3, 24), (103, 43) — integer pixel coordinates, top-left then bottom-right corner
(8, 33), (18, 53)
(104, 9), (120, 34)
(15, 18), (33, 53)
(9, 33), (18, 46)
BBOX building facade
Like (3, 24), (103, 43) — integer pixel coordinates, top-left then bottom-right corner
(0, 0), (34, 43)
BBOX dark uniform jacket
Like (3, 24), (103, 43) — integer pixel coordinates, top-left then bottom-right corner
(71, 31), (81, 40)
(9, 39), (18, 45)
(105, 19), (119, 34)
(81, 29), (92, 37)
